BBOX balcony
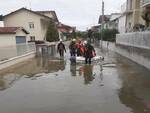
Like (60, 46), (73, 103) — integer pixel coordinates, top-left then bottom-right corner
(141, 0), (150, 7)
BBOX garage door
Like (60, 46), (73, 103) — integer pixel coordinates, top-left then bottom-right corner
(16, 36), (26, 44)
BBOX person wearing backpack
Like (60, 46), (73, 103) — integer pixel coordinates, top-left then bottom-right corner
(84, 41), (95, 64)
(69, 39), (77, 57)
(57, 40), (66, 57)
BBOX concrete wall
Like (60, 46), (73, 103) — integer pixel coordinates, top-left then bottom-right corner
(102, 40), (150, 70)
(104, 32), (150, 70)
(0, 42), (36, 70)
(116, 32), (150, 50)
(0, 34), (16, 47)
(116, 32), (150, 69)
(0, 52), (35, 70)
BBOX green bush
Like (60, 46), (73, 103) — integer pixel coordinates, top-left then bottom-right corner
(76, 31), (87, 39)
(71, 29), (77, 39)
(93, 32), (101, 40)
(93, 29), (119, 42)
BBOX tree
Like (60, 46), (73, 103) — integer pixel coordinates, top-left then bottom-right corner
(46, 19), (59, 42)
(71, 29), (76, 39)
(76, 31), (87, 39)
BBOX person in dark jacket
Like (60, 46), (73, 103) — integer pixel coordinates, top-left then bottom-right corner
(57, 40), (66, 57)
(76, 40), (82, 56)
(69, 39), (76, 57)
(84, 41), (95, 64)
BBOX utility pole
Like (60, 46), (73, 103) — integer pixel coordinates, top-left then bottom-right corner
(100, 0), (104, 49)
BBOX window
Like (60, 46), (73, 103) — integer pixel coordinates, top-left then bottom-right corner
(29, 22), (34, 29)
(30, 36), (35, 41)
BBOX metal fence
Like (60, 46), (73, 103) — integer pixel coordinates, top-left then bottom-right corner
(0, 43), (36, 61)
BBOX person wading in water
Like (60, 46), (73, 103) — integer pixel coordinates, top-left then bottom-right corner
(57, 40), (66, 57)
(84, 41), (96, 64)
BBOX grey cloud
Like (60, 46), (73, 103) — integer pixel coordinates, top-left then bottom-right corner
(0, 0), (126, 30)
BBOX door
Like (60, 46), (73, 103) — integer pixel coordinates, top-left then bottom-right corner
(16, 36), (26, 44)
(15, 36), (27, 56)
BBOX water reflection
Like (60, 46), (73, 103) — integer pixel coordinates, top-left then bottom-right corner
(24, 56), (66, 79)
(99, 69), (104, 86)
(0, 74), (21, 91)
(119, 86), (150, 113)
(83, 65), (95, 85)
(0, 55), (66, 79)
(70, 64), (95, 85)
(116, 57), (150, 113)
(70, 64), (77, 76)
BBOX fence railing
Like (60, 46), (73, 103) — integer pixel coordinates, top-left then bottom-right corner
(116, 31), (150, 50)
(0, 43), (36, 62)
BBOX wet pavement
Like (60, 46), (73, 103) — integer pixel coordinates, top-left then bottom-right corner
(0, 46), (150, 113)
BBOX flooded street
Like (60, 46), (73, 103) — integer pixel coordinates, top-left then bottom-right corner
(0, 47), (150, 113)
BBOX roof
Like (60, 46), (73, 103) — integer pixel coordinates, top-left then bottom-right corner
(57, 23), (75, 33)
(35, 10), (59, 22)
(0, 27), (29, 34)
(58, 23), (73, 29)
(110, 13), (121, 21)
(4, 8), (52, 20)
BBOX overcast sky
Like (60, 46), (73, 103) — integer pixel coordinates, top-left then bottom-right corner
(0, 0), (126, 30)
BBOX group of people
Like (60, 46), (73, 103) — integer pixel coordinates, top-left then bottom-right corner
(57, 39), (96, 64)
(69, 39), (96, 64)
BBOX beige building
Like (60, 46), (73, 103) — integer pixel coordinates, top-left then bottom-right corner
(36, 11), (59, 24)
(3, 8), (58, 42)
(140, 0), (150, 27)
(125, 0), (143, 32)
(125, 0), (150, 31)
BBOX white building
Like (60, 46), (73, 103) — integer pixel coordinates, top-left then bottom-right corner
(109, 13), (121, 30)
(0, 27), (29, 47)
(118, 2), (127, 33)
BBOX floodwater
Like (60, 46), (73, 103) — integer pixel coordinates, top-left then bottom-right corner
(0, 47), (150, 113)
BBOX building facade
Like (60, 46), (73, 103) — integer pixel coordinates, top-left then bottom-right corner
(108, 13), (121, 30)
(3, 8), (58, 42)
(140, 0), (150, 27)
(118, 2), (127, 33)
(126, 0), (141, 32)
(118, 0), (150, 33)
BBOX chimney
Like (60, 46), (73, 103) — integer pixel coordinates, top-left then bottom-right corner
(0, 15), (4, 27)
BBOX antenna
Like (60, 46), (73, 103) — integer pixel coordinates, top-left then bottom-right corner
(25, 0), (31, 9)
(26, 0), (31, 10)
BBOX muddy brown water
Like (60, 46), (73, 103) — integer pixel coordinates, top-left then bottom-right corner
(0, 47), (150, 113)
